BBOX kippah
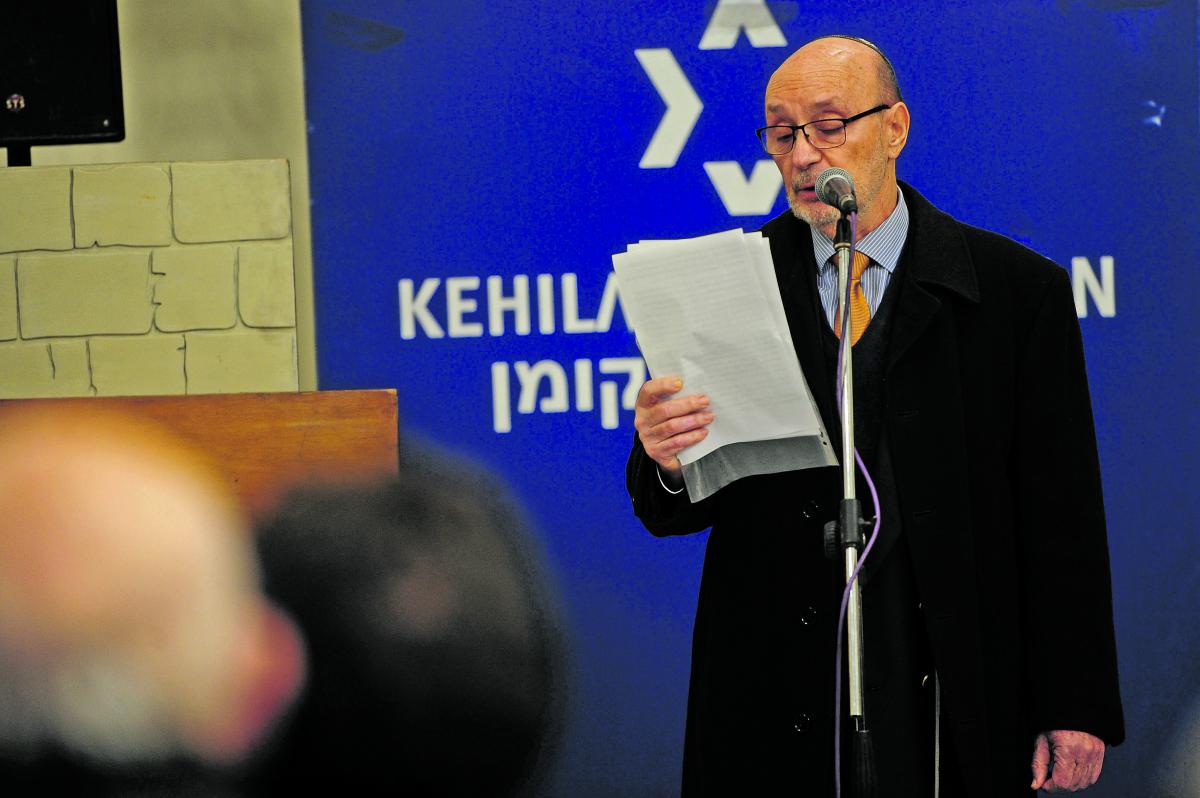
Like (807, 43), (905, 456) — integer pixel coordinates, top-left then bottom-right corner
(813, 34), (904, 102)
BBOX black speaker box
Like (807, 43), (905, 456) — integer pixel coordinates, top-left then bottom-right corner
(0, 1), (125, 148)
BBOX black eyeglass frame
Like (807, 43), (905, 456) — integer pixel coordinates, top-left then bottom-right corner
(756, 104), (892, 155)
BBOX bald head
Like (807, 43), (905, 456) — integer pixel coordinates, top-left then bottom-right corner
(763, 35), (911, 238)
(0, 406), (301, 765)
(0, 408), (249, 662)
(767, 36), (900, 111)
(813, 36), (902, 103)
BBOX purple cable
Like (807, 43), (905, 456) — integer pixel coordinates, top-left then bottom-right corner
(831, 213), (883, 797)
(833, 448), (881, 797)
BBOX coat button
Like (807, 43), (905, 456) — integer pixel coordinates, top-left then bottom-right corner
(799, 606), (817, 626)
(801, 500), (821, 519)
(792, 713), (812, 733)
(920, 673), (931, 689)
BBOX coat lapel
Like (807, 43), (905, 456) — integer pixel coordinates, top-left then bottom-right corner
(886, 182), (981, 375)
(765, 216), (841, 437)
(763, 183), (982, 423)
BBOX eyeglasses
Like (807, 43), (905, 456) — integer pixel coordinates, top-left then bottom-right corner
(756, 104), (891, 155)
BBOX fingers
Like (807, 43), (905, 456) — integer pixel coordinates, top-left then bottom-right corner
(636, 377), (706, 424)
(639, 402), (713, 471)
(1086, 744), (1106, 786)
(1041, 750), (1076, 793)
(636, 376), (685, 408)
(634, 377), (715, 472)
(1034, 730), (1106, 792)
(1031, 733), (1051, 790)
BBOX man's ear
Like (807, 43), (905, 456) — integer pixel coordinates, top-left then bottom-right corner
(885, 101), (910, 159)
(196, 602), (307, 763)
(242, 603), (307, 750)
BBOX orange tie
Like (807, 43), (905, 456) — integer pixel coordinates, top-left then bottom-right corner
(834, 250), (872, 346)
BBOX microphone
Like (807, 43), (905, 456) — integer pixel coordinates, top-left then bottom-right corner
(815, 168), (857, 214)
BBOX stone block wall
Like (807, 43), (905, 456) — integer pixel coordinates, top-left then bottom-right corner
(0, 159), (298, 399)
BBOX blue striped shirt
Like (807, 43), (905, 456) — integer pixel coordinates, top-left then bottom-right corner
(812, 187), (910, 330)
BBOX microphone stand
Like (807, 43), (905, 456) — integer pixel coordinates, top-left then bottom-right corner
(826, 213), (877, 796)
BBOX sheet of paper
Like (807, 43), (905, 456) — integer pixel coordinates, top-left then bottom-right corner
(613, 229), (827, 466)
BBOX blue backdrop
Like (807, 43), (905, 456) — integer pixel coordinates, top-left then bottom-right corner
(301, 2), (1199, 794)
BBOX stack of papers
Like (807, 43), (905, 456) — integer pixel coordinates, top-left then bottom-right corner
(613, 229), (835, 501)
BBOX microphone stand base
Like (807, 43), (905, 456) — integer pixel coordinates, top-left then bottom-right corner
(852, 728), (878, 798)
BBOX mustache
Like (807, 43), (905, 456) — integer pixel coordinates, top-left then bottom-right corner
(794, 169), (856, 192)
(792, 174), (819, 191)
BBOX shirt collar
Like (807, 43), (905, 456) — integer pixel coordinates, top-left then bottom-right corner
(810, 185), (909, 273)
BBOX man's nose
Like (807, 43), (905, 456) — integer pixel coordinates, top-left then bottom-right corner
(789, 134), (823, 170)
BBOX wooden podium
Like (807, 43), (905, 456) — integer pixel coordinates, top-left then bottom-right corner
(0, 390), (399, 514)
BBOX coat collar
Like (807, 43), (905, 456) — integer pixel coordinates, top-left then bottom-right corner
(895, 180), (980, 304)
(760, 179), (983, 443)
(762, 180), (980, 305)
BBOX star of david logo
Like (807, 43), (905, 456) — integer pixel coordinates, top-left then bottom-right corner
(635, 0), (788, 216)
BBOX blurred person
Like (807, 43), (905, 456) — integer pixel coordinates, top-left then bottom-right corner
(0, 405), (304, 794)
(248, 448), (564, 797)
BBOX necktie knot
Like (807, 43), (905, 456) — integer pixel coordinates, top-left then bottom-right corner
(850, 250), (870, 282)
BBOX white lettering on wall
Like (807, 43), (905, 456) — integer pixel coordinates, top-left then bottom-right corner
(537, 273), (555, 334)
(575, 359), (594, 411)
(487, 275), (531, 336)
(398, 272), (630, 339)
(398, 278), (444, 339)
(491, 362), (512, 433)
(598, 357), (645, 429)
(562, 273), (597, 333)
(491, 357), (647, 433)
(596, 271), (632, 332)
(445, 276), (483, 337)
(1070, 256), (1116, 318)
(515, 360), (569, 414)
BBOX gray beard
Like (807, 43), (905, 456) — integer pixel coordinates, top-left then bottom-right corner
(789, 187), (839, 232)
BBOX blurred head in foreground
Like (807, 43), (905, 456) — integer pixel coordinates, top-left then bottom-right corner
(250, 453), (564, 797)
(0, 406), (303, 773)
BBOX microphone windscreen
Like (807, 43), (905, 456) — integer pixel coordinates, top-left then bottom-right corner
(815, 167), (855, 206)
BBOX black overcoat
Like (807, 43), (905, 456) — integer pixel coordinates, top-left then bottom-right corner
(626, 183), (1124, 796)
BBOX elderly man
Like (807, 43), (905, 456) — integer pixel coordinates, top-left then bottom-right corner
(0, 406), (304, 790)
(627, 36), (1123, 796)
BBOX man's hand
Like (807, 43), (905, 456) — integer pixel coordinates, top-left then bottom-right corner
(1031, 730), (1105, 792)
(634, 377), (713, 474)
